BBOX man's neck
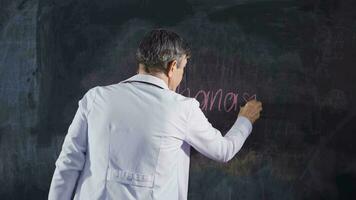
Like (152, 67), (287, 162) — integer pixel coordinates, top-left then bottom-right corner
(137, 65), (170, 90)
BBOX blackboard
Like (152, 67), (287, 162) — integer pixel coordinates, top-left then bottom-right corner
(1, 0), (355, 199)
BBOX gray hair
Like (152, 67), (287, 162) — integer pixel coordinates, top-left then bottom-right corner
(136, 29), (191, 73)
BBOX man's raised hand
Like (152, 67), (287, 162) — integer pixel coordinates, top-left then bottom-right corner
(238, 99), (263, 124)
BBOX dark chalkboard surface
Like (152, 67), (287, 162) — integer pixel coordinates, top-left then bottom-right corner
(1, 0), (355, 199)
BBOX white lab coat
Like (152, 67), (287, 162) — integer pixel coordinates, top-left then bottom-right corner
(48, 74), (252, 200)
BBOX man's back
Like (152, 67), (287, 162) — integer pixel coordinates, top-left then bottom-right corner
(50, 74), (195, 200)
(83, 74), (193, 200)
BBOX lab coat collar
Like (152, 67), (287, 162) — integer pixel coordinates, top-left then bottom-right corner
(121, 74), (170, 90)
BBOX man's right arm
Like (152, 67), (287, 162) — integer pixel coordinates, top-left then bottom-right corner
(48, 87), (97, 200)
(184, 98), (253, 163)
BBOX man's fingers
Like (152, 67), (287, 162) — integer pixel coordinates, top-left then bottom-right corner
(257, 102), (262, 109)
(251, 103), (262, 110)
(246, 101), (260, 108)
(246, 99), (257, 106)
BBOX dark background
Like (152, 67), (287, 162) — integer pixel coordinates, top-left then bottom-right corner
(1, 0), (356, 199)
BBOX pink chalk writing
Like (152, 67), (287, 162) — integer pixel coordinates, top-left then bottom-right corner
(177, 87), (257, 112)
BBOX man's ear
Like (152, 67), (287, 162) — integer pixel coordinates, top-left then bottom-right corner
(166, 60), (177, 78)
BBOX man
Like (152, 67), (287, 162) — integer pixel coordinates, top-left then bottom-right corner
(48, 29), (262, 200)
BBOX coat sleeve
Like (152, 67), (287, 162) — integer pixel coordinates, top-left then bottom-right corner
(48, 87), (97, 200)
(184, 98), (252, 163)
